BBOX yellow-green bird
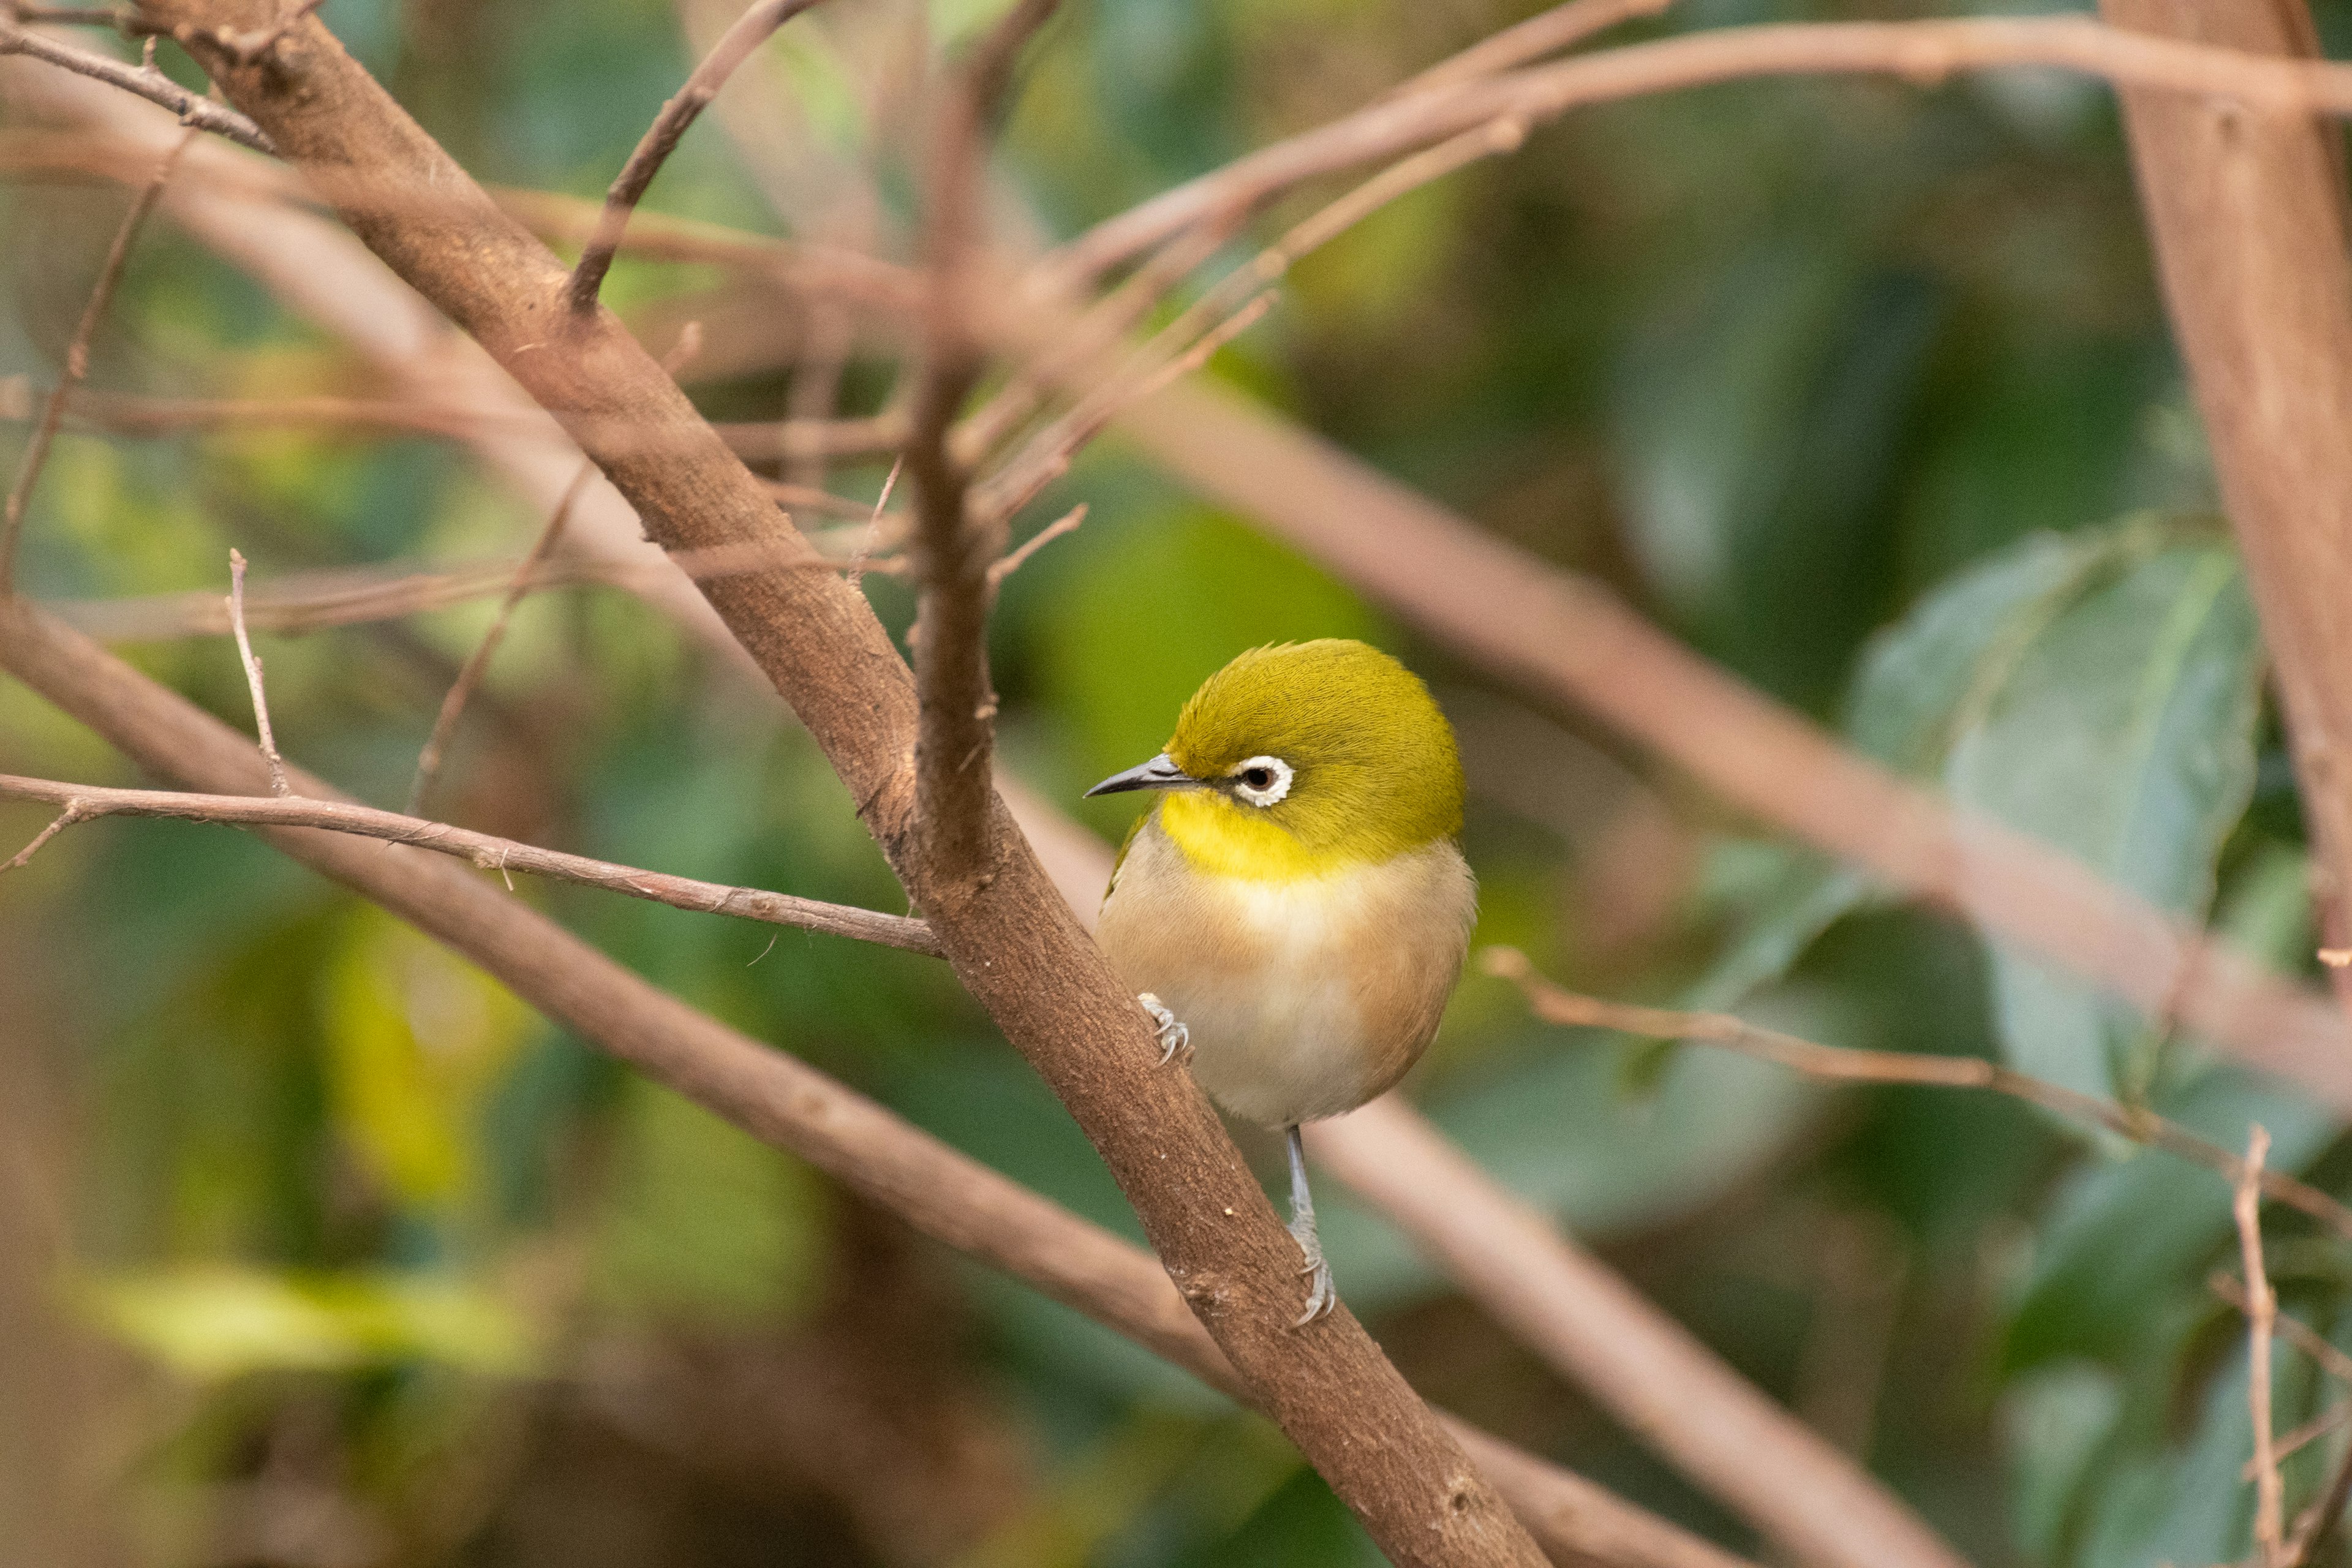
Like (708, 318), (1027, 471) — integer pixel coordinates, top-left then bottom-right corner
(1086, 639), (1477, 1324)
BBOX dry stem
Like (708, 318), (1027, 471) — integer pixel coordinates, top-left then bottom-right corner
(224, 546), (288, 794)
(0, 771), (943, 952)
(2239, 1125), (2285, 1566)
(0, 20), (273, 149)
(564, 0), (828, 312)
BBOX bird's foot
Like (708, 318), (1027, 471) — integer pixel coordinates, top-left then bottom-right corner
(1288, 1218), (1337, 1328)
(1137, 992), (1191, 1068)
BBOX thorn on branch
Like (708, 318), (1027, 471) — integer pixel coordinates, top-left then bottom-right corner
(565, 0), (831, 315)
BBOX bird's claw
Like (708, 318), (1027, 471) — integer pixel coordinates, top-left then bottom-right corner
(1292, 1255), (1336, 1327)
(1137, 992), (1191, 1068)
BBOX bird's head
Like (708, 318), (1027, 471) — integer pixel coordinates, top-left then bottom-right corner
(1085, 639), (1464, 879)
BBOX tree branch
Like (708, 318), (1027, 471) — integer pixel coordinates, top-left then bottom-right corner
(0, 770), (945, 953)
(564, 0), (829, 314)
(0, 593), (1738, 1568)
(132, 4), (1544, 1558)
(0, 19), (271, 151)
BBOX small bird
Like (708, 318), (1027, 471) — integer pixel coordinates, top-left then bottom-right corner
(1085, 639), (1476, 1324)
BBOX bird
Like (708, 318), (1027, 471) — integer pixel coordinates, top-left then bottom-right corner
(1084, 639), (1476, 1325)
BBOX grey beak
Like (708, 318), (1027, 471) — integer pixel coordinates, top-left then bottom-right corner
(1084, 753), (1199, 797)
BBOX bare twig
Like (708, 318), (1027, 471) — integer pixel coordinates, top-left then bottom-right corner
(1483, 948), (2352, 1244)
(2240, 1125), (2286, 1567)
(844, 452), (900, 593)
(986, 502), (1083, 589)
(0, 21), (273, 151)
(0, 800), (85, 870)
(2251, 1403), (2351, 1479)
(907, 0), (1061, 893)
(565, 0), (828, 313)
(405, 462), (592, 816)
(2214, 1274), (2352, 1384)
(1396, 0), (1673, 96)
(0, 125), (193, 594)
(224, 548), (288, 794)
(1046, 14), (2352, 288)
(0, 771), (944, 952)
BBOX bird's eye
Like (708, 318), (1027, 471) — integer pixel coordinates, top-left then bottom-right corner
(1229, 755), (1292, 807)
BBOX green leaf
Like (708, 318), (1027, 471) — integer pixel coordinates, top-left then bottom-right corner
(1946, 536), (2261, 1101)
(80, 1265), (536, 1381)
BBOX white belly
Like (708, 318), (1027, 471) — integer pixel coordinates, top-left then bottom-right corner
(1095, 823), (1476, 1126)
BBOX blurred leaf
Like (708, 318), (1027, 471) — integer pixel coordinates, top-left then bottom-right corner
(1948, 534), (2261, 1101)
(325, 910), (533, 1211)
(592, 1077), (829, 1326)
(81, 1264), (535, 1381)
(1848, 519), (2261, 1100)
(2005, 1070), (2337, 1370)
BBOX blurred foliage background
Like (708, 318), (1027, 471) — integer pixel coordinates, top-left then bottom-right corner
(4, 0), (2351, 1562)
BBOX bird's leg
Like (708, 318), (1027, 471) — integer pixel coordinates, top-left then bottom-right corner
(1137, 992), (1191, 1067)
(1284, 1123), (1336, 1327)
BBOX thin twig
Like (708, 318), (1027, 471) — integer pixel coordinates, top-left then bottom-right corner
(224, 548), (290, 795)
(2240, 1125), (2285, 1567)
(1395, 0), (1673, 96)
(564, 0), (829, 313)
(2250, 1403), (2351, 1480)
(844, 453), (900, 593)
(1483, 948), (2352, 1244)
(2213, 1274), (2352, 1384)
(0, 772), (944, 954)
(0, 23), (274, 152)
(405, 462), (594, 816)
(1, 801), (83, 870)
(986, 502), (1084, 589)
(0, 126), (194, 594)
(979, 119), (1521, 523)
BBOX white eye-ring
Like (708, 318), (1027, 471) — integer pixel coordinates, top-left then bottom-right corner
(1229, 755), (1292, 807)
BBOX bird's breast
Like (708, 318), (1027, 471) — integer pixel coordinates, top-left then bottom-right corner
(1095, 819), (1476, 1126)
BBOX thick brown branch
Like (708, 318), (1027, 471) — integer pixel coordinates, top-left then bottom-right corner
(564, 0), (828, 313)
(138, 4), (1542, 1557)
(1483, 949), (2352, 1243)
(0, 771), (945, 954)
(0, 595), (1736, 1568)
(0, 20), (271, 150)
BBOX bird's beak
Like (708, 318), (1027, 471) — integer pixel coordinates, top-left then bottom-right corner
(1084, 753), (1199, 797)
